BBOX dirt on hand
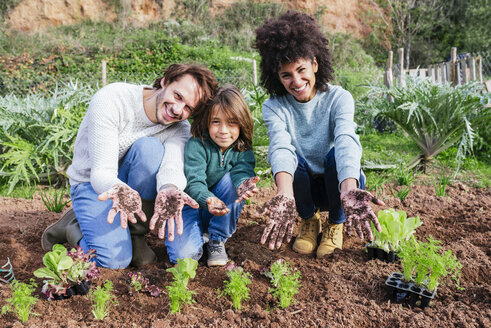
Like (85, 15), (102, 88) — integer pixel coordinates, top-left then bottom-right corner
(0, 182), (490, 327)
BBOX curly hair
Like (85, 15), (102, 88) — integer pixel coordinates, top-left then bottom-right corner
(255, 11), (334, 96)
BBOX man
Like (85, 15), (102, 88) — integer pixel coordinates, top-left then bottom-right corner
(42, 63), (219, 269)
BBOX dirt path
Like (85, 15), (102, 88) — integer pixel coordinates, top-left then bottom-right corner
(0, 182), (490, 327)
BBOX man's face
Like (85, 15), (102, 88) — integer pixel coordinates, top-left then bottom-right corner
(154, 74), (201, 125)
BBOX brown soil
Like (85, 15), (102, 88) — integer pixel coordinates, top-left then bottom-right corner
(0, 182), (490, 327)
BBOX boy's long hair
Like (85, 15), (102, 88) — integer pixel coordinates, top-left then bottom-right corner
(255, 10), (334, 96)
(152, 63), (219, 117)
(191, 84), (254, 152)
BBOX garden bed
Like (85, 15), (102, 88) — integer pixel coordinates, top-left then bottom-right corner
(0, 182), (489, 327)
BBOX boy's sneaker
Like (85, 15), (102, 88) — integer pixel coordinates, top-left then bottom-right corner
(207, 240), (228, 266)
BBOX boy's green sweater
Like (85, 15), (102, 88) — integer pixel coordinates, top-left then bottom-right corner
(184, 137), (256, 209)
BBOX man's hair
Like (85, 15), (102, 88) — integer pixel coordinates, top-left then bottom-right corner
(191, 84), (254, 152)
(254, 10), (334, 96)
(153, 63), (219, 116)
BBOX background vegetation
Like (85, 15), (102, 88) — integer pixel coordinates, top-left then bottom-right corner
(0, 0), (489, 197)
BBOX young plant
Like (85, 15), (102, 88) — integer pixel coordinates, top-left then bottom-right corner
(33, 244), (73, 299)
(366, 170), (390, 198)
(398, 236), (462, 292)
(435, 170), (451, 197)
(394, 164), (415, 186)
(89, 280), (118, 320)
(128, 272), (161, 297)
(1, 279), (39, 323)
(391, 185), (411, 202)
(262, 259), (301, 308)
(40, 187), (71, 213)
(166, 258), (198, 314)
(218, 262), (252, 310)
(369, 208), (422, 253)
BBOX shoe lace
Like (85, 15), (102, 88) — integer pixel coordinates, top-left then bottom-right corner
(209, 242), (223, 254)
(300, 218), (317, 235)
(323, 224), (341, 241)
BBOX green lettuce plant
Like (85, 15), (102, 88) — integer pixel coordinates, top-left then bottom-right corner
(89, 280), (118, 320)
(262, 259), (301, 308)
(166, 258), (198, 313)
(218, 263), (252, 310)
(1, 279), (39, 323)
(33, 244), (73, 299)
(398, 236), (462, 292)
(369, 208), (422, 253)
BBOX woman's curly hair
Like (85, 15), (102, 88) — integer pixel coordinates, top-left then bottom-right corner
(255, 11), (334, 96)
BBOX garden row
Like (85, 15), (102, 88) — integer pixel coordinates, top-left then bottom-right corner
(2, 207), (462, 323)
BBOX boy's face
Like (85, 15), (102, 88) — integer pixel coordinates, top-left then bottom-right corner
(208, 107), (240, 153)
(154, 74), (201, 125)
(278, 57), (318, 103)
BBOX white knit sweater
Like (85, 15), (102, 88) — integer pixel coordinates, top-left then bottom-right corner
(67, 83), (191, 194)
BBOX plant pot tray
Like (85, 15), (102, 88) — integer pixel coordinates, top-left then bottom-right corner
(385, 272), (437, 309)
(366, 245), (398, 263)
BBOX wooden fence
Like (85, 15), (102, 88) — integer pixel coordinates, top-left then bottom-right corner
(384, 47), (484, 88)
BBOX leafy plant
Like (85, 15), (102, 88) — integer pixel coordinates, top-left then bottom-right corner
(391, 185), (411, 202)
(66, 245), (100, 284)
(262, 259), (301, 308)
(435, 170), (451, 197)
(33, 244), (73, 299)
(368, 208), (422, 253)
(128, 272), (161, 297)
(398, 236), (462, 292)
(89, 280), (118, 320)
(1, 279), (39, 323)
(394, 164), (415, 186)
(360, 77), (490, 172)
(218, 262), (252, 310)
(166, 258), (198, 313)
(40, 187), (71, 213)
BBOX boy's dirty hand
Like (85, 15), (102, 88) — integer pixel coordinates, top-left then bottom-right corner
(149, 187), (199, 241)
(98, 183), (145, 229)
(256, 194), (296, 250)
(236, 176), (260, 203)
(207, 197), (230, 216)
(340, 189), (384, 241)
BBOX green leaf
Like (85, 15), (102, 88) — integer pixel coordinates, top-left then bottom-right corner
(33, 267), (58, 280)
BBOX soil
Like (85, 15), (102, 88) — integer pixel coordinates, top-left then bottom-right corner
(0, 181), (490, 327)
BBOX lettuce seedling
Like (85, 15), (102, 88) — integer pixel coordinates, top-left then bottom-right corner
(67, 246), (100, 284)
(89, 280), (118, 320)
(369, 208), (422, 253)
(166, 258), (198, 313)
(218, 263), (252, 310)
(1, 279), (39, 323)
(263, 259), (301, 308)
(33, 244), (73, 299)
(399, 236), (462, 292)
(128, 272), (161, 297)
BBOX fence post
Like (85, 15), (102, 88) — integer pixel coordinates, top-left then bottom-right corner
(102, 60), (107, 87)
(398, 48), (404, 86)
(461, 58), (468, 84)
(469, 57), (476, 81)
(450, 47), (457, 86)
(384, 50), (393, 88)
(477, 56), (483, 83)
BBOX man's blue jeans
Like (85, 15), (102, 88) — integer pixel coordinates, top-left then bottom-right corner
(165, 172), (244, 264)
(293, 148), (365, 224)
(70, 137), (164, 269)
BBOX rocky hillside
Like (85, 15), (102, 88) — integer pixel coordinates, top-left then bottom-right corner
(5, 0), (386, 39)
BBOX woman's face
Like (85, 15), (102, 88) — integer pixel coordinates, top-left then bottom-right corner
(278, 57), (318, 102)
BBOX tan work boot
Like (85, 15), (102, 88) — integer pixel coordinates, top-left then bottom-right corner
(129, 199), (157, 267)
(317, 222), (343, 258)
(292, 211), (321, 255)
(42, 208), (83, 251)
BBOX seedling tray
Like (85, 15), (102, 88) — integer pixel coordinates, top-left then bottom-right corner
(385, 272), (437, 309)
(366, 245), (398, 263)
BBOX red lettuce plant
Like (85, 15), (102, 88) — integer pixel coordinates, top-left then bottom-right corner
(128, 272), (161, 297)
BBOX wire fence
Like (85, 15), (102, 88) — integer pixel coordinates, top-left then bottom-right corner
(472, 50), (491, 78)
(0, 62), (257, 97)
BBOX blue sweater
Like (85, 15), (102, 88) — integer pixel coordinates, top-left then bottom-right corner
(184, 137), (256, 209)
(262, 84), (362, 188)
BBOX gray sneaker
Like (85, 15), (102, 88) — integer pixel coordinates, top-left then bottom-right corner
(207, 240), (228, 266)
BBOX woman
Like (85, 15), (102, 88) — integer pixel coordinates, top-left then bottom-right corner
(255, 11), (384, 257)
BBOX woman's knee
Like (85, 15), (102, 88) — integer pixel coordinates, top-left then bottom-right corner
(93, 245), (132, 269)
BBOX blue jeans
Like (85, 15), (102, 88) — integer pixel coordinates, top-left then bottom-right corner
(292, 148), (365, 224)
(166, 172), (244, 264)
(70, 137), (164, 269)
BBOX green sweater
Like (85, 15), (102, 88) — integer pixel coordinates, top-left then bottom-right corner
(184, 137), (256, 209)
